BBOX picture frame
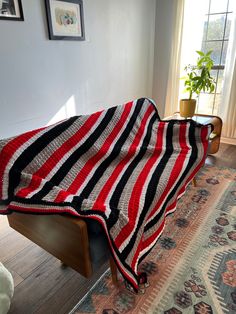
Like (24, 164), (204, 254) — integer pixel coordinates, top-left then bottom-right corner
(45, 0), (85, 41)
(0, 0), (24, 21)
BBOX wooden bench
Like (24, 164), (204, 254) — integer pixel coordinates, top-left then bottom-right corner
(7, 213), (118, 284)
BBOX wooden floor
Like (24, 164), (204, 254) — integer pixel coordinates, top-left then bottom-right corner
(0, 143), (236, 314)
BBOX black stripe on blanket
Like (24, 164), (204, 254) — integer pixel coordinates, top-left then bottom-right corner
(7, 116), (78, 199)
(76, 98), (145, 208)
(144, 121), (198, 232)
(107, 113), (158, 229)
(32, 106), (117, 200)
(120, 121), (174, 259)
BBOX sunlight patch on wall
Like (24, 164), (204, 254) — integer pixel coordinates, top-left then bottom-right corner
(47, 95), (76, 126)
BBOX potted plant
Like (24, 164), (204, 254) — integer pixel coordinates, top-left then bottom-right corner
(180, 50), (215, 118)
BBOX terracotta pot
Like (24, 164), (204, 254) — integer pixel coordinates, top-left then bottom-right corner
(179, 99), (196, 118)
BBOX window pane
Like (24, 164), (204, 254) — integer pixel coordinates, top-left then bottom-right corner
(228, 0), (234, 12)
(197, 93), (215, 115)
(225, 13), (232, 39)
(221, 40), (228, 65)
(210, 0), (228, 13)
(210, 69), (218, 92)
(210, 69), (224, 94)
(207, 14), (225, 40)
(202, 15), (208, 43)
(204, 41), (222, 64)
(216, 69), (224, 93)
(213, 94), (222, 115)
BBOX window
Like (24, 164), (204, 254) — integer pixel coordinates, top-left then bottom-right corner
(197, 0), (233, 115)
(179, 0), (234, 116)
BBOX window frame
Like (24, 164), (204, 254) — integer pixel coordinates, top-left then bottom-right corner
(197, 0), (233, 115)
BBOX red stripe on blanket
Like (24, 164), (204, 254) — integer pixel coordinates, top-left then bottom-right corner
(90, 105), (155, 212)
(0, 127), (45, 199)
(55, 102), (133, 203)
(114, 122), (165, 248)
(16, 112), (102, 199)
(146, 123), (189, 221)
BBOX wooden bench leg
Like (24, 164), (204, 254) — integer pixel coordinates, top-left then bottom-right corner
(60, 261), (68, 268)
(109, 256), (118, 285)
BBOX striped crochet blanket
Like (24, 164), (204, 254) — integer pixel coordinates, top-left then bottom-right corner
(0, 98), (211, 290)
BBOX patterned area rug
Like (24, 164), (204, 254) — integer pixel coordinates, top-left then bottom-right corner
(70, 165), (236, 314)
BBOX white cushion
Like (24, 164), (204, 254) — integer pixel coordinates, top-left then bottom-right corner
(0, 263), (14, 314)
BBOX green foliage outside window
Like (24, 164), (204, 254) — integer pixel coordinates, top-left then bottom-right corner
(202, 16), (231, 65)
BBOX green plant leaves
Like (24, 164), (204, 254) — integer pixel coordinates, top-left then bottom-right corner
(196, 50), (205, 56)
(181, 50), (216, 99)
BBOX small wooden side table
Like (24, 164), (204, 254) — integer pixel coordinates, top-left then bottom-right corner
(165, 113), (222, 154)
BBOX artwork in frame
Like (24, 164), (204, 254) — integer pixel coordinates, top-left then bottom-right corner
(45, 0), (85, 41)
(0, 0), (24, 21)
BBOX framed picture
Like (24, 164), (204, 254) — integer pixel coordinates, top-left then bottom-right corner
(0, 0), (24, 21)
(45, 0), (85, 41)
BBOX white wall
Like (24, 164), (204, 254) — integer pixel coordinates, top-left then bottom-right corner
(0, 0), (156, 138)
(152, 0), (176, 118)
